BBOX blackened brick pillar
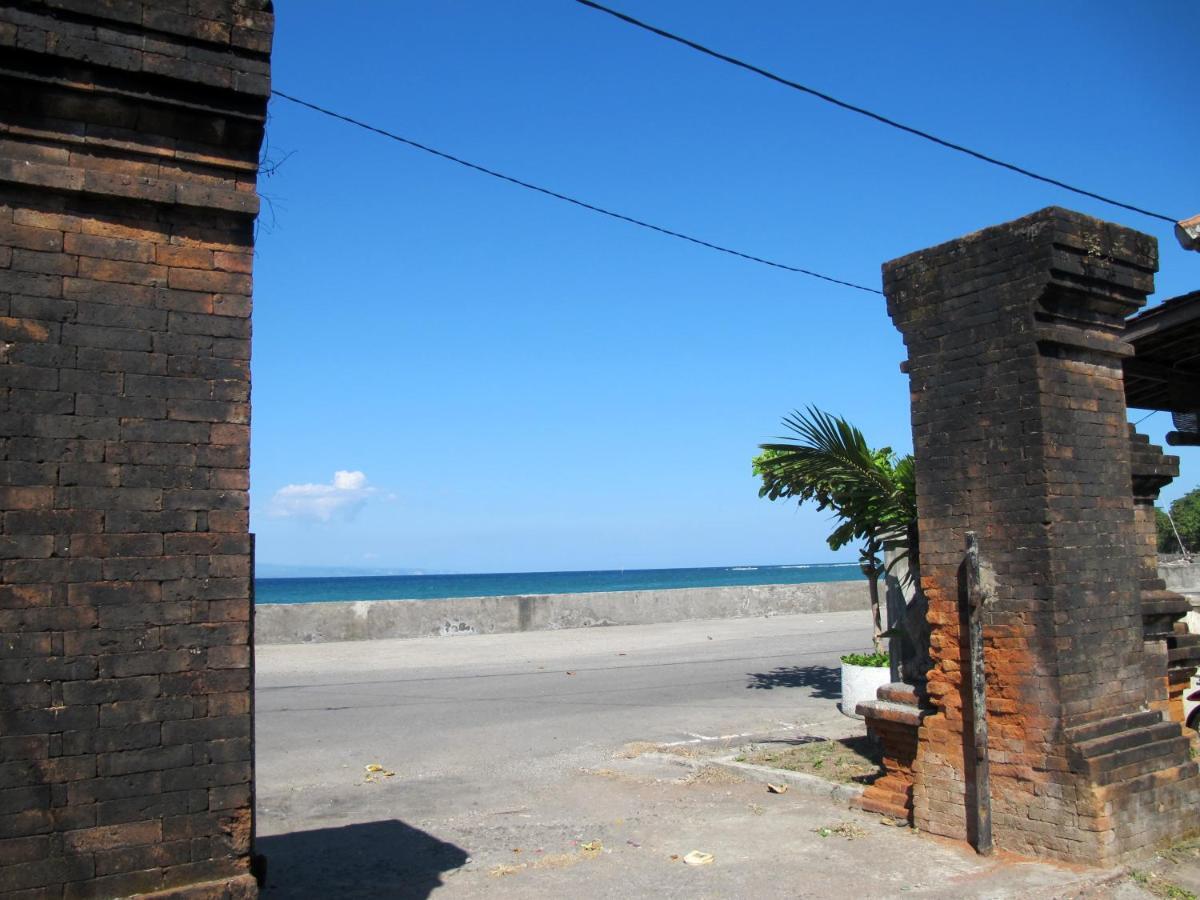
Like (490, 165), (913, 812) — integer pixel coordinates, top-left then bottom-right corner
(0, 2), (271, 897)
(885, 207), (1200, 864)
(1129, 428), (1200, 724)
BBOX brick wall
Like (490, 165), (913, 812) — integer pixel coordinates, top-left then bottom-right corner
(0, 2), (271, 897)
(883, 208), (1200, 864)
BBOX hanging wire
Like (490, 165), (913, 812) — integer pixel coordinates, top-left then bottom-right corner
(575, 0), (1180, 225)
(271, 89), (883, 295)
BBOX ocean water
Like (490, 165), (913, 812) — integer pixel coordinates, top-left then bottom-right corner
(254, 563), (865, 605)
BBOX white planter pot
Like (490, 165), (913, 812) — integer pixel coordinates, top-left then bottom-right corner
(840, 662), (890, 719)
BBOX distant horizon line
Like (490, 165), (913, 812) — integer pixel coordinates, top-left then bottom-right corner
(254, 560), (863, 580)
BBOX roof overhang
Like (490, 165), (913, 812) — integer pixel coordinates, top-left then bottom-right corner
(1123, 290), (1200, 416)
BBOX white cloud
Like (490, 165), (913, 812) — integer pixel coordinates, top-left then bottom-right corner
(268, 470), (377, 521)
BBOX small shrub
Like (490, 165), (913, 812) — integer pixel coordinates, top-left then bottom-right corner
(840, 651), (889, 667)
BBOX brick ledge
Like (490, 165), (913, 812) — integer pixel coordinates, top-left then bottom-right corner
(0, 156), (260, 214)
(137, 873), (258, 900)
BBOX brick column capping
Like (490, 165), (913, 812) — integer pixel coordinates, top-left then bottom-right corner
(883, 207), (1200, 864)
(0, 2), (271, 897)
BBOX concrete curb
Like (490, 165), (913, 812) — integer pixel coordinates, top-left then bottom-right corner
(706, 753), (866, 804)
(636, 748), (866, 806)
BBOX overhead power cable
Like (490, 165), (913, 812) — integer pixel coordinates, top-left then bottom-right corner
(271, 89), (883, 295)
(574, 0), (1180, 226)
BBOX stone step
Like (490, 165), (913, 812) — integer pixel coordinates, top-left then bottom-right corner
(877, 681), (920, 706)
(857, 699), (926, 727)
(1168, 667), (1199, 689)
(1145, 621), (1181, 640)
(1142, 590), (1191, 616)
(1091, 736), (1192, 787)
(855, 787), (912, 822)
(1071, 721), (1181, 762)
(1067, 710), (1164, 745)
(1170, 644), (1200, 664)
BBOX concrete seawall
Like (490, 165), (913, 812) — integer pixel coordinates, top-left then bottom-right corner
(254, 580), (871, 644)
(1162, 560), (1200, 597)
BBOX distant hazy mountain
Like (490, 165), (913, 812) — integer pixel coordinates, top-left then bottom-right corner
(254, 563), (448, 579)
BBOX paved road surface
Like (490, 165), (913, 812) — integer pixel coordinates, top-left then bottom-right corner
(255, 611), (869, 827)
(251, 611), (1151, 899)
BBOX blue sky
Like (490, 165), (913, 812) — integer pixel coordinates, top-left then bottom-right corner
(249, 1), (1199, 573)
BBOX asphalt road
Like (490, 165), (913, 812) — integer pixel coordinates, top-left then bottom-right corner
(249, 612), (1144, 899)
(254, 610), (872, 830)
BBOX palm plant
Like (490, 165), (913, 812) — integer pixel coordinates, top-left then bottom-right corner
(753, 407), (916, 654)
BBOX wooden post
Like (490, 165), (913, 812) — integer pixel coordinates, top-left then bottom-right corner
(964, 531), (993, 856)
(885, 544), (905, 683)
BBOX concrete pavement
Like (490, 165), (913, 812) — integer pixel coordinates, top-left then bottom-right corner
(253, 611), (1177, 898)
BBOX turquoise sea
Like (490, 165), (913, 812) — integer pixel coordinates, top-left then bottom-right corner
(254, 562), (865, 605)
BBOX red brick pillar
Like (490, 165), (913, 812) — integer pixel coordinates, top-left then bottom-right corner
(884, 208), (1200, 864)
(0, 2), (271, 896)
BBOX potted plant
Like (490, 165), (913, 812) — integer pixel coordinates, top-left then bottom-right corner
(753, 407), (916, 718)
(837, 651), (891, 719)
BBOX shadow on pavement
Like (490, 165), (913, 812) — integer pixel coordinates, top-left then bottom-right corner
(745, 663), (841, 697)
(258, 819), (469, 899)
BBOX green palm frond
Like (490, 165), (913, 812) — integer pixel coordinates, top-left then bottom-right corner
(753, 407), (917, 656)
(753, 407), (916, 551)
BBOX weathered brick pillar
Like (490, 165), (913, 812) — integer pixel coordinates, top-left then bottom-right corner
(0, 2), (271, 897)
(1129, 428), (1200, 723)
(885, 208), (1200, 864)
